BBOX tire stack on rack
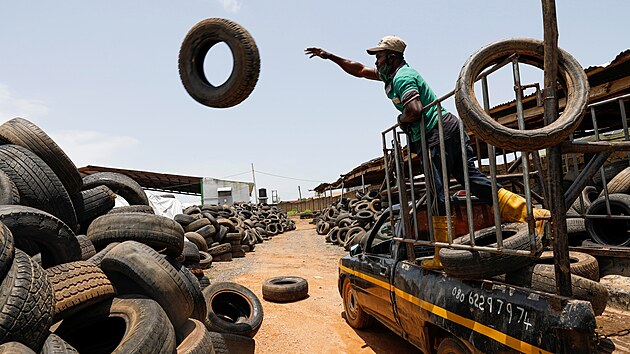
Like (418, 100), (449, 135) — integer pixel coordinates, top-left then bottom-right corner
(314, 190), (383, 251)
(0, 117), (268, 352)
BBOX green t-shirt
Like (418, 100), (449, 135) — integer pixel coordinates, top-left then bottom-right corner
(384, 63), (448, 142)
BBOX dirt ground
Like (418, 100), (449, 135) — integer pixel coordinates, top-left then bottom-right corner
(205, 217), (418, 354)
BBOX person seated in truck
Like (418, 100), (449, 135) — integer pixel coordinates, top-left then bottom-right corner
(305, 36), (549, 235)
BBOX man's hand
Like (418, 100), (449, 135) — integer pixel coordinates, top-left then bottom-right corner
(305, 47), (331, 59)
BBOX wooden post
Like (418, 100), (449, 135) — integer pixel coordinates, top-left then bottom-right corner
(542, 0), (572, 297)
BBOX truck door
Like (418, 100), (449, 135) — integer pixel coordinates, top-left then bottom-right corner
(354, 214), (398, 328)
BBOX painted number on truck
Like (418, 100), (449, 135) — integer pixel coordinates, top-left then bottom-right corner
(451, 286), (533, 330)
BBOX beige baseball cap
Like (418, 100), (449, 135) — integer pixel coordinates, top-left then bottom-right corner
(366, 35), (407, 55)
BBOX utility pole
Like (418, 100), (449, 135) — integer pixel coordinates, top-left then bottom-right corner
(298, 185), (302, 200)
(251, 163), (258, 204)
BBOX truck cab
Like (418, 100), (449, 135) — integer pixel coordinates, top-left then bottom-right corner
(339, 207), (598, 353)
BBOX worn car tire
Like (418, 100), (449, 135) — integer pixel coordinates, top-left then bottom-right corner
(0, 205), (81, 268)
(100, 241), (195, 328)
(75, 186), (116, 233)
(87, 213), (184, 256)
(186, 231), (209, 252)
(178, 18), (260, 108)
(202, 282), (263, 338)
(76, 235), (97, 261)
(601, 166), (630, 196)
(54, 295), (176, 354)
(0, 117), (82, 195)
(585, 193), (630, 246)
(0, 170), (19, 205)
(455, 38), (589, 151)
(0, 342), (36, 353)
(86, 242), (119, 267)
(208, 243), (231, 256)
(439, 223), (541, 279)
(40, 333), (79, 354)
(262, 276), (308, 302)
(176, 318), (215, 354)
(504, 264), (608, 315)
(0, 223), (14, 283)
(533, 251), (599, 281)
(46, 260), (115, 322)
(0, 145), (77, 231)
(207, 331), (254, 354)
(82, 172), (149, 206)
(107, 205), (154, 215)
(0, 249), (54, 351)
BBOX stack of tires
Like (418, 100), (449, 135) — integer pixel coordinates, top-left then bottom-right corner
(0, 118), (263, 353)
(314, 190), (382, 251)
(174, 203), (296, 263)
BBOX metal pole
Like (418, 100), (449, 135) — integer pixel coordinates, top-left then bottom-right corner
(436, 102), (454, 243)
(251, 163), (258, 204)
(619, 98), (630, 163)
(482, 77), (503, 245)
(542, 0), (572, 297)
(298, 186), (302, 200)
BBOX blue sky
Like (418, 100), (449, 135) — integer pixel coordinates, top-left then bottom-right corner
(0, 1), (627, 203)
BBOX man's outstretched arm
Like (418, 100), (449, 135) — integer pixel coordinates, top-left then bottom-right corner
(305, 47), (379, 81)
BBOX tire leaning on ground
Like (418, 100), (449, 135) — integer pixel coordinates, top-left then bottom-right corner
(178, 18), (260, 108)
(54, 296), (177, 354)
(262, 276), (308, 302)
(455, 38), (589, 151)
(439, 223), (542, 279)
(202, 282), (264, 338)
(0, 249), (54, 351)
(585, 193), (630, 247)
(342, 277), (373, 329)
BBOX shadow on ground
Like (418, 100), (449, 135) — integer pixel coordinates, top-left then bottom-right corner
(342, 312), (420, 353)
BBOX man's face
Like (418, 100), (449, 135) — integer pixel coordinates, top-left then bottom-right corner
(375, 51), (389, 69)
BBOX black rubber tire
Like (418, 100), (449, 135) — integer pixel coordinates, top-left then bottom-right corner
(0, 118), (82, 195)
(75, 186), (116, 233)
(107, 205), (154, 215)
(327, 226), (340, 244)
(455, 38), (589, 151)
(186, 231), (209, 252)
(0, 145), (77, 231)
(87, 212), (184, 256)
(265, 223), (278, 236)
(175, 213), (197, 226)
(344, 228), (366, 251)
(337, 226), (350, 245)
(176, 319), (215, 354)
(76, 234), (97, 261)
(354, 210), (374, 223)
(0, 205), (81, 268)
(40, 333), (79, 354)
(86, 242), (119, 267)
(177, 264), (208, 325)
(570, 186), (598, 215)
(82, 172), (149, 206)
(100, 241), (195, 328)
(199, 251), (213, 269)
(183, 241), (201, 263)
(198, 275), (211, 289)
(208, 243), (231, 256)
(0, 342), (36, 353)
(0, 169), (19, 205)
(566, 218), (587, 238)
(213, 252), (233, 262)
(585, 194), (630, 246)
(202, 282), (263, 338)
(601, 166), (630, 196)
(0, 222), (14, 283)
(196, 225), (217, 239)
(532, 251), (600, 281)
(45, 260), (115, 322)
(504, 264), (608, 315)
(54, 295), (176, 354)
(437, 337), (472, 354)
(342, 277), (373, 329)
(262, 276), (308, 303)
(439, 223), (542, 279)
(592, 160), (629, 188)
(0, 249), (54, 351)
(178, 18), (260, 108)
(186, 218), (212, 233)
(207, 331), (254, 354)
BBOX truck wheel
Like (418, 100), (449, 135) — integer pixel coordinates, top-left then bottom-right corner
(342, 277), (373, 329)
(455, 38), (589, 151)
(178, 18), (260, 108)
(437, 337), (472, 354)
(439, 223), (541, 279)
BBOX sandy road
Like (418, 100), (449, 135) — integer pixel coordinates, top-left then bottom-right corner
(205, 217), (418, 354)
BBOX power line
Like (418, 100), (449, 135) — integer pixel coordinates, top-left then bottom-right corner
(220, 171), (251, 179)
(256, 170), (324, 183)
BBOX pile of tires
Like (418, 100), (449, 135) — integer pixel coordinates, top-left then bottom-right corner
(313, 190), (382, 251)
(174, 202), (296, 263)
(0, 117), (263, 352)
